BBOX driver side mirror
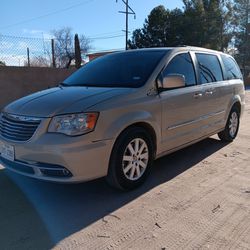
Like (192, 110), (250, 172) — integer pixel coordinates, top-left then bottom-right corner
(158, 74), (185, 90)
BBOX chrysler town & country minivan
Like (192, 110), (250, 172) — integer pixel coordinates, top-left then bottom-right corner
(0, 47), (245, 189)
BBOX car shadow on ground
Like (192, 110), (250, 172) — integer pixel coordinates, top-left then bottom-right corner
(2, 137), (229, 248)
(0, 169), (53, 249)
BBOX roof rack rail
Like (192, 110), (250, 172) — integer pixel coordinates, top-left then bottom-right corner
(176, 45), (189, 47)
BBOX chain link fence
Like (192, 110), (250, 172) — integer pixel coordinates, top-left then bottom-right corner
(0, 35), (53, 67)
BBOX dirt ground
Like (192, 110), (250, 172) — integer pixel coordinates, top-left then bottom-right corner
(0, 90), (249, 250)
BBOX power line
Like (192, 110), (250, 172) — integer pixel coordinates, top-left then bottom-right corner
(0, 0), (95, 30)
(89, 34), (125, 40)
(87, 30), (124, 37)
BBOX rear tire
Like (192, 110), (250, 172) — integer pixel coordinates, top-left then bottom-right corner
(218, 106), (240, 142)
(106, 127), (154, 190)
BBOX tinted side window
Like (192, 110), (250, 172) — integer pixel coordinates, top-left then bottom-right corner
(196, 53), (223, 84)
(163, 53), (196, 86)
(221, 55), (242, 80)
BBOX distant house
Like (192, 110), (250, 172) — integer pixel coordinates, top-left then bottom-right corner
(87, 50), (121, 61)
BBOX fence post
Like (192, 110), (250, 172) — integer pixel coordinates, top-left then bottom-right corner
(51, 39), (56, 68)
(27, 47), (30, 67)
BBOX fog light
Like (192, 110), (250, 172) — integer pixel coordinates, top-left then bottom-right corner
(63, 169), (70, 176)
(40, 168), (72, 178)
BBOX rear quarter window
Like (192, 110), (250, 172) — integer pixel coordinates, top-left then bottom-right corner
(221, 55), (243, 80)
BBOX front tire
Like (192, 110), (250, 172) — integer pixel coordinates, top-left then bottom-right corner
(106, 127), (154, 190)
(218, 106), (240, 142)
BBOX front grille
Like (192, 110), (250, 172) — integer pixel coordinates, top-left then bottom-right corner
(0, 113), (41, 141)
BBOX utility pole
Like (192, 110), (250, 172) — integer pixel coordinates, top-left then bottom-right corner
(125, 0), (129, 50)
(116, 0), (136, 50)
(27, 47), (30, 67)
(51, 39), (56, 68)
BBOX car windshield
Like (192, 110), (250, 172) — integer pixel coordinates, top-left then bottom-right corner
(63, 50), (168, 88)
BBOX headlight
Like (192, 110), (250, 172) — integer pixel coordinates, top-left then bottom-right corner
(48, 112), (99, 136)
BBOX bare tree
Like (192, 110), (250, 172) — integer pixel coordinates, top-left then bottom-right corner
(52, 27), (91, 68)
(79, 34), (92, 54)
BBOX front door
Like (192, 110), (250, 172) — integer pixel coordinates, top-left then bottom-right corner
(159, 52), (208, 152)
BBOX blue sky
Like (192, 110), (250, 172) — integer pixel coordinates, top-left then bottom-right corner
(1, 0), (183, 51)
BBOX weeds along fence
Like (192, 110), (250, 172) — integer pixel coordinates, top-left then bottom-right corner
(0, 35), (55, 67)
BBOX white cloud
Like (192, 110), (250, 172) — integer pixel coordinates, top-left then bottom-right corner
(23, 28), (43, 35)
(22, 29), (52, 39)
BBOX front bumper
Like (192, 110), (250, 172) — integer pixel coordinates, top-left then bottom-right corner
(0, 132), (114, 183)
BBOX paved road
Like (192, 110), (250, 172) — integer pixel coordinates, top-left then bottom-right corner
(0, 91), (249, 250)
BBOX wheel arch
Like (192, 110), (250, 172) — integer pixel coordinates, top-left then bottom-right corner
(106, 122), (157, 190)
(225, 100), (241, 124)
(231, 101), (241, 115)
(125, 122), (156, 157)
(226, 95), (242, 121)
(111, 122), (157, 159)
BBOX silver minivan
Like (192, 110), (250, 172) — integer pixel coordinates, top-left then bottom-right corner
(0, 47), (245, 189)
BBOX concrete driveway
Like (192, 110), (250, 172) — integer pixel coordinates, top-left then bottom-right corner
(1, 91), (250, 250)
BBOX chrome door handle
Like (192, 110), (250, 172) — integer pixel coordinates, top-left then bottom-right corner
(193, 92), (203, 98)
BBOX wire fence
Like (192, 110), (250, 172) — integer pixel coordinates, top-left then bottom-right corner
(0, 35), (53, 67)
(0, 34), (124, 68)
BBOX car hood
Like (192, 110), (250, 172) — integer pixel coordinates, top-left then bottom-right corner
(3, 86), (133, 117)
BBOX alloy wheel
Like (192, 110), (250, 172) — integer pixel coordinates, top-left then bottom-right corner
(122, 138), (149, 181)
(229, 111), (238, 138)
